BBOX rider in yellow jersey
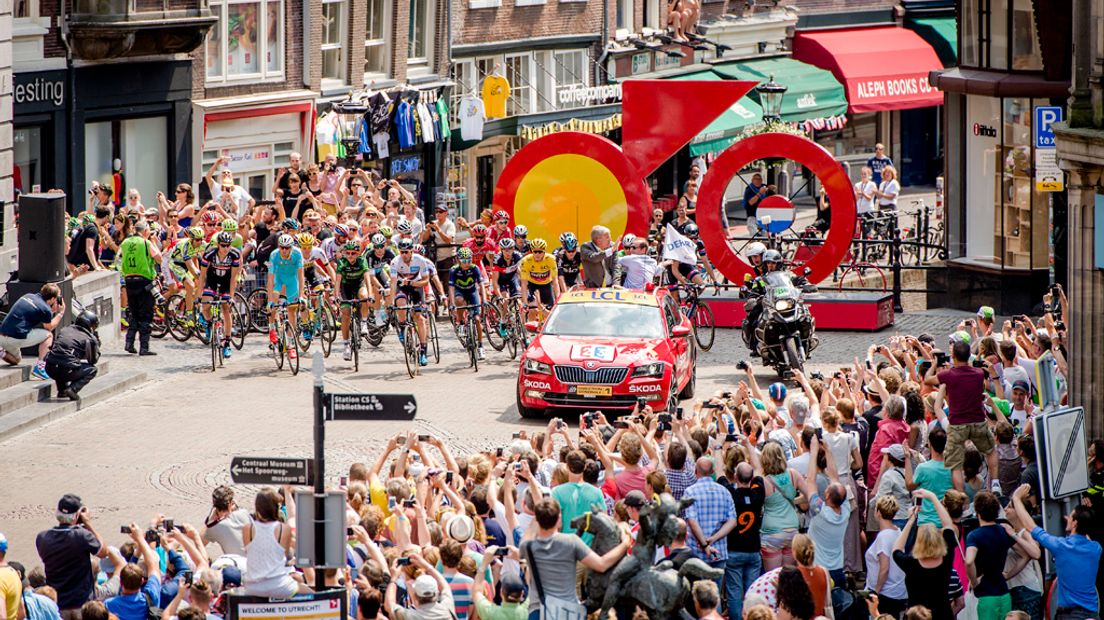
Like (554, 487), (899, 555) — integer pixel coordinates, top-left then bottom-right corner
(518, 238), (560, 322)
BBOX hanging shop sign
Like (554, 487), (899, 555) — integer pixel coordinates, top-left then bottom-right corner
(220, 146), (273, 173)
(519, 114), (623, 141)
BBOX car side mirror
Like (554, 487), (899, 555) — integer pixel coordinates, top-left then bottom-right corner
(524, 321), (540, 333)
(671, 324), (692, 338)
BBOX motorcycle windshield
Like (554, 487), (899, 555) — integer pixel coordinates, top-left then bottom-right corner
(763, 272), (798, 299)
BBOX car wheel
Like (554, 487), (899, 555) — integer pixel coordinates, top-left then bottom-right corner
(516, 384), (543, 419)
(678, 363), (696, 400)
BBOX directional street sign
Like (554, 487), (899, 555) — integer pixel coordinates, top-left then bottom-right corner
(1036, 406), (1089, 500)
(326, 393), (417, 420)
(230, 456), (313, 485)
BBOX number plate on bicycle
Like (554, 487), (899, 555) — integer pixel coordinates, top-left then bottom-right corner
(570, 385), (612, 397)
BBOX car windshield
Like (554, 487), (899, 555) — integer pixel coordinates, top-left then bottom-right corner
(542, 302), (664, 339)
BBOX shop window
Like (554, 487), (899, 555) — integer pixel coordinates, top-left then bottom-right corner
(408, 0), (434, 67)
(206, 0), (285, 83)
(960, 0), (979, 67)
(615, 0), (631, 31)
(813, 112), (877, 159)
(85, 117), (168, 209)
(505, 53), (533, 116)
(1011, 0), (1042, 70)
(321, 0), (348, 85)
(989, 0), (1008, 70)
(553, 50), (587, 109)
(14, 126), (46, 194)
(364, 0), (389, 78)
(451, 60), (476, 124)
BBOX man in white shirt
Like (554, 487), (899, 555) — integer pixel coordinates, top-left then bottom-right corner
(617, 238), (657, 289)
(204, 157), (255, 219)
(854, 166), (877, 216)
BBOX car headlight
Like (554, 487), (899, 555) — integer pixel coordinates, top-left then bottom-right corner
(631, 362), (666, 378)
(524, 359), (552, 375)
(774, 299), (795, 312)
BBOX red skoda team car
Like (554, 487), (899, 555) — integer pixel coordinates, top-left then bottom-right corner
(516, 288), (697, 418)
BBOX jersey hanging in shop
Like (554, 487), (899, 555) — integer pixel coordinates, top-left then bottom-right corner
(315, 113), (339, 161)
(396, 100), (417, 148)
(482, 75), (510, 119)
(435, 99), (451, 139)
(416, 102), (435, 143)
(459, 96), (486, 141)
(369, 92), (394, 135)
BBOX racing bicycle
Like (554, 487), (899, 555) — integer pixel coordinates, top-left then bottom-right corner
(298, 287), (338, 357)
(675, 284), (715, 351)
(453, 303), (481, 372)
(199, 299), (231, 371)
(269, 301), (301, 375)
(389, 304), (423, 378)
(341, 298), (371, 372)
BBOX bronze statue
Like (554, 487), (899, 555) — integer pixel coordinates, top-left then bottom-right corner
(571, 493), (724, 620)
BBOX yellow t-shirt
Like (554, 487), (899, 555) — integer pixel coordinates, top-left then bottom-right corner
(482, 75), (510, 119)
(0, 566), (21, 620)
(520, 254), (557, 285)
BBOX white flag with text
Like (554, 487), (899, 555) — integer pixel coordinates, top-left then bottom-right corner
(663, 223), (697, 265)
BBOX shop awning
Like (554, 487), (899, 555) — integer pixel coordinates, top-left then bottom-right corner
(906, 16), (957, 66)
(792, 26), (945, 113)
(670, 70), (763, 156)
(712, 57), (848, 122)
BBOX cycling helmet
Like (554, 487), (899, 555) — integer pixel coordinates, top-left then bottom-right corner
(297, 233), (316, 248)
(186, 226), (204, 240)
(203, 211), (221, 225)
(220, 218), (238, 232)
(370, 233), (387, 248)
(559, 231), (578, 251)
(343, 240), (361, 252)
(746, 242), (767, 260)
(622, 233), (637, 248)
(499, 237), (516, 250)
(397, 221), (413, 235)
(281, 217), (300, 231)
(494, 210), (509, 222)
(471, 223), (488, 236)
(75, 311), (99, 332)
(683, 223), (700, 237)
(378, 225), (393, 238)
(278, 234), (295, 248)
(762, 249), (783, 264)
(457, 247), (474, 261)
(397, 238), (415, 251)
(414, 244), (426, 255)
(513, 225), (528, 238)
(529, 238), (548, 252)
(334, 224), (350, 238)
(81, 213), (97, 226)
(768, 383), (787, 402)
(216, 231), (235, 245)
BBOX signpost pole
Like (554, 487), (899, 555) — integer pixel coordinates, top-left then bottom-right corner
(312, 352), (326, 592)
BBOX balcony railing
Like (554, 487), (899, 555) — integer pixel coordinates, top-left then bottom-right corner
(67, 0), (216, 60)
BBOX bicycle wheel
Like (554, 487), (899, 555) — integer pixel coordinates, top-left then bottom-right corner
(210, 323), (219, 372)
(402, 326), (417, 378)
(693, 301), (715, 351)
(232, 292), (250, 337)
(352, 322), (360, 372)
(468, 318), (479, 372)
(320, 304), (335, 358)
(286, 320), (300, 375)
(323, 301), (339, 345)
(230, 304), (247, 350)
(272, 323), (285, 370)
(483, 303), (506, 351)
(247, 289), (270, 333)
(151, 299), (169, 339)
(428, 312), (440, 364)
(166, 295), (192, 342)
(194, 308), (212, 346)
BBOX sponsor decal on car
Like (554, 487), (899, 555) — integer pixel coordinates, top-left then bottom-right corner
(523, 379), (552, 390)
(628, 383), (663, 393)
(570, 344), (616, 362)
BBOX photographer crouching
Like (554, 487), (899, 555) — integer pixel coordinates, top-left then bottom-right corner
(44, 311), (100, 400)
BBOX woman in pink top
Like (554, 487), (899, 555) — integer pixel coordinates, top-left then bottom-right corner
(867, 395), (911, 486)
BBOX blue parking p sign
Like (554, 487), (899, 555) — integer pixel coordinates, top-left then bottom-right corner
(1035, 106), (1062, 148)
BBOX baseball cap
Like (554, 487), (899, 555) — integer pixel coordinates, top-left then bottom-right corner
(500, 571), (526, 596)
(977, 306), (995, 319)
(434, 205), (448, 211)
(768, 383), (787, 401)
(412, 574), (439, 598)
(1012, 380), (1031, 393)
(222, 566), (243, 588)
(623, 490), (648, 509)
(57, 494), (83, 516)
(447, 515), (474, 543)
(948, 330), (972, 345)
(880, 444), (906, 461)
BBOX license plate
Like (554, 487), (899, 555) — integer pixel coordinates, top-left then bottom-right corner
(571, 385), (612, 397)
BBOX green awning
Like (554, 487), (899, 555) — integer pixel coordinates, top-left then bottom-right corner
(712, 57), (848, 123)
(907, 16), (957, 67)
(669, 70), (763, 156)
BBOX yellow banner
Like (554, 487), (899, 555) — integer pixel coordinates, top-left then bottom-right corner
(559, 289), (657, 306)
(519, 114), (623, 141)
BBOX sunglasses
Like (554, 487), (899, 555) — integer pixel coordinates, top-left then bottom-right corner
(400, 250), (412, 254)
(175, 189), (186, 194)
(218, 243), (231, 248)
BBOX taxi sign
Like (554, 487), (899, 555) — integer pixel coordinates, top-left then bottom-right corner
(558, 289), (657, 305)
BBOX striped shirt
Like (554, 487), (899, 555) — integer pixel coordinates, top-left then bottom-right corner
(445, 572), (474, 620)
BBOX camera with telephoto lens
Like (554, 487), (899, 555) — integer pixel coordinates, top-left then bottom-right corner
(146, 280), (165, 304)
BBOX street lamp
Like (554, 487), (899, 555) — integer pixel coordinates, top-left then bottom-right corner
(756, 74), (787, 123)
(334, 102), (368, 167)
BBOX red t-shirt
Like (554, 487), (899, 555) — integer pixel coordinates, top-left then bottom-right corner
(602, 464), (653, 501)
(938, 365), (987, 425)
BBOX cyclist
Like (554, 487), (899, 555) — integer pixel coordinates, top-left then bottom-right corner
(555, 232), (582, 291)
(164, 226), (207, 324)
(448, 247), (485, 361)
(365, 233), (395, 326)
(321, 223), (352, 265)
(335, 240), (374, 361)
(196, 231), (242, 359)
(418, 243), (448, 316)
(298, 232), (333, 342)
(488, 211), (512, 246)
(742, 248), (783, 356)
(266, 233), (305, 360)
(209, 218), (245, 250)
(663, 223), (718, 291)
(518, 238), (559, 322)
(491, 237), (523, 299)
(393, 221), (417, 247)
(513, 225), (530, 254)
(388, 238), (436, 366)
(462, 223), (497, 298)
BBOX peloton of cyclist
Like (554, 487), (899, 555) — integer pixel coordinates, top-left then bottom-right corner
(335, 240), (374, 361)
(196, 231), (242, 359)
(518, 238), (559, 322)
(448, 247), (485, 361)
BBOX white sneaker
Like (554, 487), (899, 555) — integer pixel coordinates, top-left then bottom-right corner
(458, 325), (467, 340)
(360, 321), (370, 336)
(990, 480), (1002, 496)
(477, 346), (485, 361)
(342, 342), (352, 361)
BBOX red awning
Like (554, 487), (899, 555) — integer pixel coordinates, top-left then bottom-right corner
(793, 27), (944, 113)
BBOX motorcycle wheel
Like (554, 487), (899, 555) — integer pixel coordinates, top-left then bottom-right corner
(784, 338), (805, 374)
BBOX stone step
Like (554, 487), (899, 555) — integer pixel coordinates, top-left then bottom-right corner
(0, 366), (145, 443)
(0, 361), (113, 419)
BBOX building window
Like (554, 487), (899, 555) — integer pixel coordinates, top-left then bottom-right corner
(961, 0), (979, 66)
(408, 0), (434, 65)
(364, 0), (389, 77)
(960, 0), (1041, 72)
(505, 53), (532, 116)
(321, 0), (347, 84)
(553, 50), (587, 108)
(85, 117), (168, 210)
(451, 60), (476, 124)
(15, 0), (33, 18)
(206, 0), (285, 82)
(1011, 0), (1042, 70)
(615, 0), (631, 31)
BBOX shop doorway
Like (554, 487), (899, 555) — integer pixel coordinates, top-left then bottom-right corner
(900, 107), (939, 186)
(476, 155), (495, 214)
(14, 125), (49, 194)
(84, 116), (168, 208)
